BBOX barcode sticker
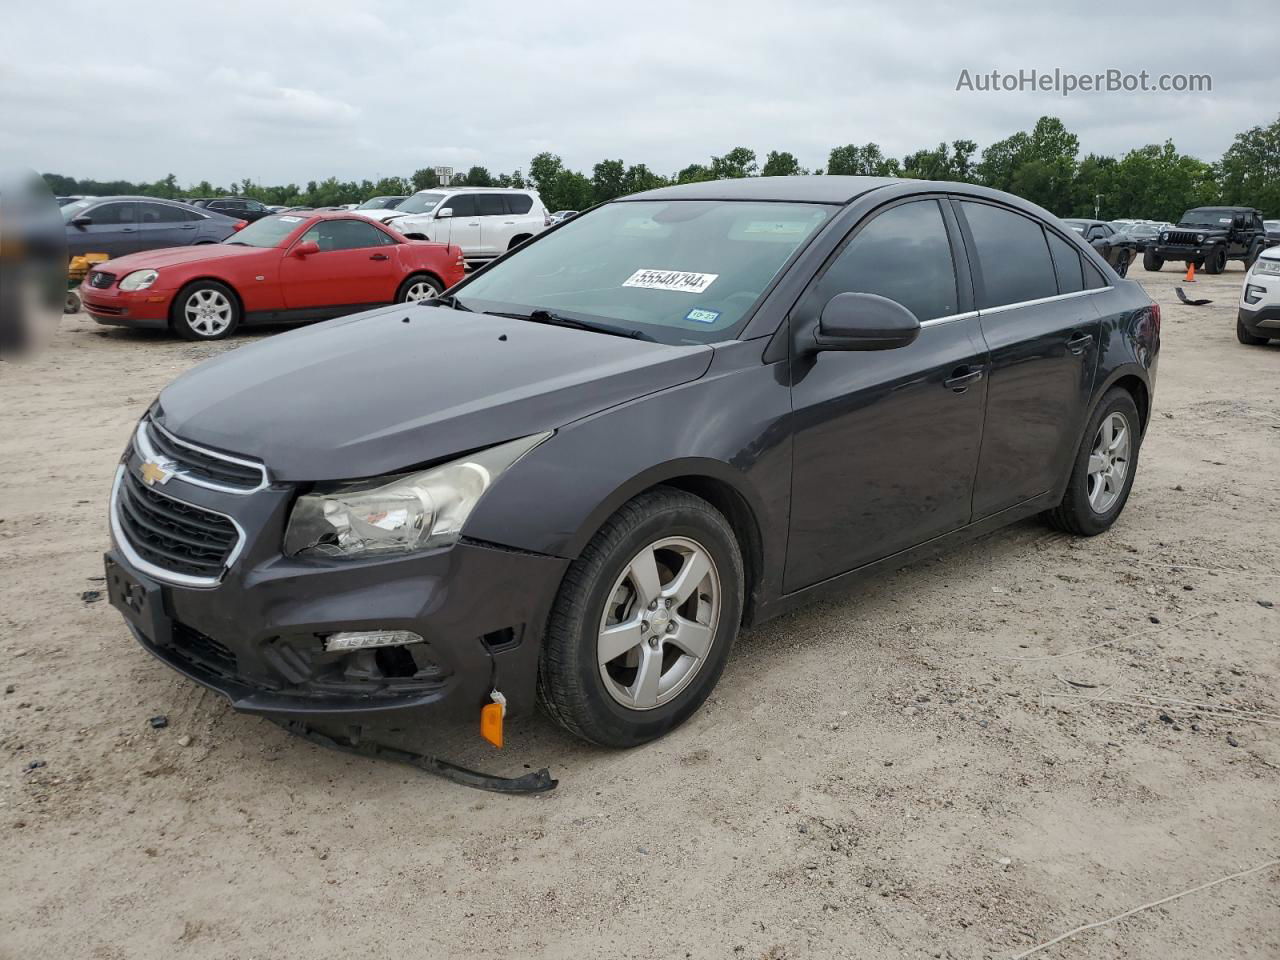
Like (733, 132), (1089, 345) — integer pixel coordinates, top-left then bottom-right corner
(622, 269), (718, 294)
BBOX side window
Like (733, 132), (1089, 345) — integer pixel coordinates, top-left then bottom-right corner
(92, 202), (137, 224)
(1046, 231), (1084, 294)
(960, 202), (1059, 308)
(245, 200), (265, 213)
(505, 194), (534, 215)
(300, 219), (386, 252)
(138, 202), (187, 224)
(476, 194), (506, 216)
(810, 199), (958, 322)
(445, 194), (476, 217)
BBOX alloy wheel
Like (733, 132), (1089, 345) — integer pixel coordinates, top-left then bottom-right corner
(403, 279), (437, 302)
(184, 289), (233, 337)
(1087, 411), (1130, 513)
(597, 536), (721, 711)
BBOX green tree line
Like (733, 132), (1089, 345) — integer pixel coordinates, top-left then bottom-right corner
(44, 113), (1280, 222)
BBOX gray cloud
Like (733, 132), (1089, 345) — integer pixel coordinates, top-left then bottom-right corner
(0, 0), (1271, 185)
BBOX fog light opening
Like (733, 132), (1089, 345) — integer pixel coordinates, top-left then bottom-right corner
(324, 629), (424, 653)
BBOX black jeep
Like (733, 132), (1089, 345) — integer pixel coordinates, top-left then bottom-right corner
(1143, 206), (1270, 274)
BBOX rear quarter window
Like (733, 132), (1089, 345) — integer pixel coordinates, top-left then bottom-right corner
(505, 194), (534, 215)
(1046, 231), (1085, 295)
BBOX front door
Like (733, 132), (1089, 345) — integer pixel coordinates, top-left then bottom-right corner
(69, 201), (140, 258)
(280, 219), (401, 309)
(954, 200), (1103, 519)
(438, 194), (481, 256)
(785, 198), (989, 592)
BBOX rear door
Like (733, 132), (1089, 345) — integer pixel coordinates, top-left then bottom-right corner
(785, 197), (990, 591)
(474, 193), (509, 257)
(135, 201), (199, 252)
(955, 200), (1103, 519)
(280, 218), (402, 309)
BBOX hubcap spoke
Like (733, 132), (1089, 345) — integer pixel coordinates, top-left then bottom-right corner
(598, 619), (644, 665)
(1088, 453), (1108, 475)
(663, 548), (711, 605)
(631, 646), (663, 708)
(628, 549), (662, 607)
(669, 617), (713, 660)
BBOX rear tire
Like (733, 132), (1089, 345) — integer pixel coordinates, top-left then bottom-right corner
(1237, 318), (1268, 346)
(1046, 388), (1142, 536)
(171, 280), (240, 340)
(1143, 250), (1163, 272)
(397, 273), (443, 303)
(537, 487), (744, 748)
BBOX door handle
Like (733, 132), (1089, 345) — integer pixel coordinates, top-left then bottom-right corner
(369, 253), (389, 261)
(943, 366), (984, 392)
(121, 227), (136, 233)
(1066, 332), (1094, 354)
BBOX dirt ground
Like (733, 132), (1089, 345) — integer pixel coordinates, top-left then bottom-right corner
(1, 263), (1277, 960)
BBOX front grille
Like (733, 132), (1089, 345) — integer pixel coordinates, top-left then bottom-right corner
(1167, 230), (1200, 245)
(116, 471), (239, 579)
(85, 303), (125, 316)
(88, 271), (116, 289)
(145, 421), (264, 491)
(170, 623), (238, 679)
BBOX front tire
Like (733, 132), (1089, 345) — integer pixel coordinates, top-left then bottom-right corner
(1143, 250), (1163, 272)
(172, 280), (240, 340)
(538, 487), (744, 748)
(1237, 318), (1269, 346)
(1203, 247), (1226, 274)
(397, 273), (443, 303)
(1046, 388), (1142, 536)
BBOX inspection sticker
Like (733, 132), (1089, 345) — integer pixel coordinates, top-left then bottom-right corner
(623, 268), (718, 294)
(684, 308), (720, 324)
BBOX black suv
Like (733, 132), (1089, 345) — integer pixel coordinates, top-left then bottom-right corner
(187, 197), (272, 223)
(1144, 206), (1270, 274)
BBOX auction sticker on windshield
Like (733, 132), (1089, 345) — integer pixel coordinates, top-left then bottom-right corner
(623, 269), (718, 294)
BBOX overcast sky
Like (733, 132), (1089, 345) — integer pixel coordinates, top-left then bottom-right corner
(1, 0), (1271, 186)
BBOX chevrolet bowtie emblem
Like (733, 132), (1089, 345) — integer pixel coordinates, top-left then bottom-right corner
(141, 459), (175, 486)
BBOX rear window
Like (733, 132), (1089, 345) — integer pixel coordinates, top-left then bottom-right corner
(960, 202), (1058, 309)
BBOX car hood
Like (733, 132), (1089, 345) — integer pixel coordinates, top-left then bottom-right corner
(99, 244), (268, 273)
(156, 305), (715, 481)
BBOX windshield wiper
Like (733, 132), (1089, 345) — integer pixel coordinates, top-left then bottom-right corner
(503, 309), (652, 341)
(432, 294), (472, 312)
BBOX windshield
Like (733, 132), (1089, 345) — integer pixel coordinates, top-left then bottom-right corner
(223, 214), (306, 247)
(397, 192), (445, 214)
(1179, 208), (1237, 227)
(455, 200), (833, 345)
(61, 199), (95, 222)
(357, 196), (402, 210)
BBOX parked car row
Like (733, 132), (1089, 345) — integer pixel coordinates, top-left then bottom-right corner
(63, 196), (245, 258)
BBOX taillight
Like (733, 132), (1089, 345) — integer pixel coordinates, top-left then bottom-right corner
(543, 208), (551, 227)
(1149, 302), (1161, 337)
(231, 219), (248, 232)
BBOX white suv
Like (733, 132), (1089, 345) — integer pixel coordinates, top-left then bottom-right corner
(380, 187), (550, 263)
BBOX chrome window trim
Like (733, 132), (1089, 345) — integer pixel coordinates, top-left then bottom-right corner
(137, 419), (269, 495)
(978, 286), (1114, 316)
(109, 465), (246, 589)
(920, 310), (978, 327)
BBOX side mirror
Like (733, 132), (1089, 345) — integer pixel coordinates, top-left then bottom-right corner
(435, 207), (453, 219)
(71, 215), (92, 227)
(811, 292), (921, 352)
(292, 240), (320, 258)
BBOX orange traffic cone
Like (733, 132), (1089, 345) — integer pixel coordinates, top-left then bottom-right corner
(1185, 262), (1196, 283)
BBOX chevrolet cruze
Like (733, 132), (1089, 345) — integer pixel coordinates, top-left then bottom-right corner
(105, 176), (1159, 749)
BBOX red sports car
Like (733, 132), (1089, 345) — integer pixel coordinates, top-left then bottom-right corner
(80, 212), (466, 340)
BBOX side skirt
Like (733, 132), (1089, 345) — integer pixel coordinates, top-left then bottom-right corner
(752, 491), (1059, 625)
(243, 302), (390, 326)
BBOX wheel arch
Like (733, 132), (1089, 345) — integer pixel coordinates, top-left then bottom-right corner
(562, 459), (770, 627)
(400, 270), (445, 295)
(1096, 366), (1151, 434)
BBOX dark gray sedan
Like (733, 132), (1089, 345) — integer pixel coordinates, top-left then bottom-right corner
(63, 196), (241, 259)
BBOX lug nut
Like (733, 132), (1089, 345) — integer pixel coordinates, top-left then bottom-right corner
(640, 622), (648, 632)
(647, 636), (659, 648)
(666, 622), (676, 633)
(648, 601), (657, 611)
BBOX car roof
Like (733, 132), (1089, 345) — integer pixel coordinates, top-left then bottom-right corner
(429, 186), (534, 194)
(627, 175), (898, 204)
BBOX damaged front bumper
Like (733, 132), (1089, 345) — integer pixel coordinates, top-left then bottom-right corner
(105, 533), (568, 730)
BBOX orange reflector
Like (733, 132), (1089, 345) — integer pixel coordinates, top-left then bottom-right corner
(480, 701), (504, 748)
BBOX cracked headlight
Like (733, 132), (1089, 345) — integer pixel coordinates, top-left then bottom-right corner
(119, 269), (159, 291)
(284, 432), (550, 559)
